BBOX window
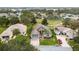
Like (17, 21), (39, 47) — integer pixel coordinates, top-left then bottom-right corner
(2, 36), (9, 40)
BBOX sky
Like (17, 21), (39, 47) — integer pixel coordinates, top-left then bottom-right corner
(0, 0), (79, 7)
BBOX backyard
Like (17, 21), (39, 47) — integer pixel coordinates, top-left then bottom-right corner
(36, 19), (62, 28)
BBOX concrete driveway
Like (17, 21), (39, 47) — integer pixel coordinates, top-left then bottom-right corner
(30, 30), (40, 46)
(30, 39), (39, 47)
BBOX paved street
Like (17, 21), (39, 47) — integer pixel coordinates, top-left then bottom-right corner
(36, 45), (72, 51)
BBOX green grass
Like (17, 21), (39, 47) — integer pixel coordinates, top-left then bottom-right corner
(36, 19), (62, 28)
(36, 19), (43, 24)
(14, 34), (30, 44)
(68, 40), (79, 51)
(40, 37), (58, 45)
(68, 40), (76, 47)
(0, 26), (6, 34)
(40, 30), (58, 45)
(48, 20), (62, 27)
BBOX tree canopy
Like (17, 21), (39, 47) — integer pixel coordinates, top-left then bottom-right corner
(0, 35), (37, 51)
(41, 18), (48, 25)
(20, 10), (34, 25)
(0, 16), (9, 27)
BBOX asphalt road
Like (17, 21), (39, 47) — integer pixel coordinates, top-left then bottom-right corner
(36, 45), (72, 51)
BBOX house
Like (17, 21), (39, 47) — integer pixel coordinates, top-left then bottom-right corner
(0, 30), (13, 41)
(0, 13), (9, 17)
(0, 24), (27, 41)
(0, 12), (20, 18)
(9, 13), (17, 17)
(63, 14), (79, 20)
(54, 26), (77, 39)
(36, 24), (52, 38)
(63, 14), (74, 19)
(30, 24), (52, 46)
(9, 24), (27, 36)
(60, 13), (66, 17)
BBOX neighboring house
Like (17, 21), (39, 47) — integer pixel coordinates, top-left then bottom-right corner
(0, 24), (27, 41)
(63, 14), (79, 20)
(0, 13), (19, 18)
(54, 26), (77, 39)
(60, 13), (66, 17)
(0, 13), (9, 17)
(41, 13), (47, 19)
(0, 30), (13, 41)
(9, 24), (27, 36)
(63, 14), (74, 19)
(9, 13), (17, 17)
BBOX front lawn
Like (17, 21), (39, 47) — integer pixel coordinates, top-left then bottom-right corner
(40, 37), (58, 45)
(40, 30), (58, 45)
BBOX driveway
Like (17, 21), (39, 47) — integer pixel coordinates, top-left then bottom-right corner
(30, 38), (39, 47)
(30, 30), (40, 46)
